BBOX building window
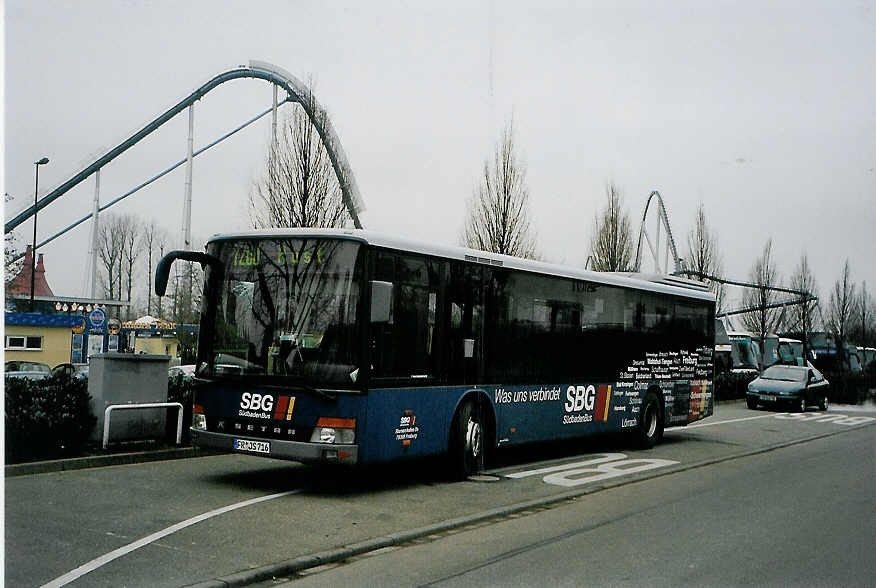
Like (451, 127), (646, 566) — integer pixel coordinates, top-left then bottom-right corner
(5, 335), (43, 351)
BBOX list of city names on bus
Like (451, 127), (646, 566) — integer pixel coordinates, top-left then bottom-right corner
(617, 348), (713, 385)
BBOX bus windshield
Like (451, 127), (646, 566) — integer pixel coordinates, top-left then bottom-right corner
(199, 238), (363, 389)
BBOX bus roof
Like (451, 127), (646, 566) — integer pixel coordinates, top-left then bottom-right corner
(207, 228), (716, 302)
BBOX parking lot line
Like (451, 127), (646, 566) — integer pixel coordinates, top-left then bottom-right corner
(41, 490), (301, 588)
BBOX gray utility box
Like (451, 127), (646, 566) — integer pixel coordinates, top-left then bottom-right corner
(88, 353), (170, 443)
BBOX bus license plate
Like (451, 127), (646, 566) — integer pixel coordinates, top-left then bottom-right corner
(234, 439), (270, 454)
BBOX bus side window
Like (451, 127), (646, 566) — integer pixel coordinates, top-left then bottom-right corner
(447, 262), (483, 385)
(640, 292), (675, 351)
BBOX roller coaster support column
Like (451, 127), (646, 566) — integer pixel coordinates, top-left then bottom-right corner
(272, 85), (278, 145)
(183, 105), (194, 249)
(90, 170), (100, 298)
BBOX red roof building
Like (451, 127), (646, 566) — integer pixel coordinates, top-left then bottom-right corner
(7, 245), (54, 297)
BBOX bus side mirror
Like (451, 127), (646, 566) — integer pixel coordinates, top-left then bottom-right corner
(370, 281), (393, 324)
(156, 250), (224, 296)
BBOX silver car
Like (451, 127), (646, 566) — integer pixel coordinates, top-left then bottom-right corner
(5, 360), (52, 381)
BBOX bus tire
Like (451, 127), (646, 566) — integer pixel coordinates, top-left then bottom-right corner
(635, 391), (663, 449)
(449, 399), (484, 480)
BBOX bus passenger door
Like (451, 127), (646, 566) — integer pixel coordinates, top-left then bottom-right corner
(369, 251), (441, 384)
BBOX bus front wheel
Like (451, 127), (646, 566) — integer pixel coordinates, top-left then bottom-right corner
(449, 399), (484, 480)
(636, 391), (663, 449)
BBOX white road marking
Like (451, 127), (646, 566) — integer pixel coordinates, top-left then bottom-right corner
(683, 413), (776, 429)
(506, 453), (628, 479)
(774, 413), (876, 425)
(683, 411), (876, 430)
(506, 453), (679, 487)
(41, 489), (301, 588)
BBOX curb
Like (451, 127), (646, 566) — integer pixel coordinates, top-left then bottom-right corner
(4, 447), (208, 477)
(185, 421), (874, 588)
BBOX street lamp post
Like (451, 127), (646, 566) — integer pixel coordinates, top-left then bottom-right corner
(30, 157), (50, 311)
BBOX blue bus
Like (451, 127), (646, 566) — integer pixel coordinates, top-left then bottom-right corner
(157, 229), (715, 478)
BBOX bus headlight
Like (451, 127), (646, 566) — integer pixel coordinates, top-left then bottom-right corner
(310, 417), (356, 444)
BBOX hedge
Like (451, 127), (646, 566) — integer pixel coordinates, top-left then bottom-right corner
(5, 374), (96, 464)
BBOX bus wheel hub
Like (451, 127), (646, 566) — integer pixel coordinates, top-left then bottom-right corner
(466, 419), (481, 458)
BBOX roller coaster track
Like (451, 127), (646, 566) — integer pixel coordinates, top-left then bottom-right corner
(5, 60), (364, 235)
(633, 190), (682, 274)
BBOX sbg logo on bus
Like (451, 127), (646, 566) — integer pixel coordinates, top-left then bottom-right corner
(562, 384), (613, 425)
(565, 385), (596, 412)
(239, 393), (297, 421)
(241, 392), (274, 412)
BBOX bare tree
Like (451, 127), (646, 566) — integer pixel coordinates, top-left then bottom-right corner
(684, 202), (725, 311)
(741, 239), (784, 345)
(826, 260), (856, 351)
(787, 253), (821, 338)
(141, 222), (158, 315)
(4, 194), (24, 285)
(249, 80), (349, 229)
(98, 215), (123, 302)
(139, 221), (173, 318)
(120, 215), (141, 321)
(461, 121), (538, 259)
(589, 182), (633, 271)
(850, 283), (873, 348)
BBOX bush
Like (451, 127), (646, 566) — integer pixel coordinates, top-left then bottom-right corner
(5, 374), (96, 463)
(714, 371), (757, 401)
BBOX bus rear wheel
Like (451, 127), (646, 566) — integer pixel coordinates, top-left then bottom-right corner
(635, 392), (663, 449)
(449, 399), (484, 480)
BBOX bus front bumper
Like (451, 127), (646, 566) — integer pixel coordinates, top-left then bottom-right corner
(191, 429), (359, 464)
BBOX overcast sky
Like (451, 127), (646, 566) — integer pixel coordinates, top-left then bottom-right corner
(4, 1), (875, 318)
